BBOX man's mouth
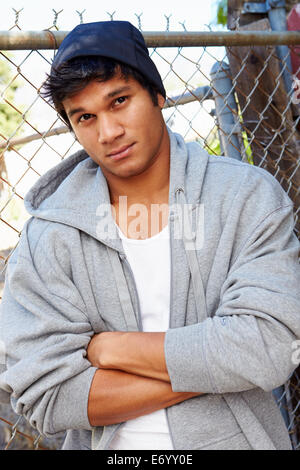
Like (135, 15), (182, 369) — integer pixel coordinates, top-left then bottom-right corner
(107, 143), (135, 161)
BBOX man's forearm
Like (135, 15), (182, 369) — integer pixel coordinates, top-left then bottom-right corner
(87, 331), (169, 382)
(88, 368), (199, 427)
(117, 332), (169, 381)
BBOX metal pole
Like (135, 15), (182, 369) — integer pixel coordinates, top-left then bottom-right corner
(164, 85), (213, 108)
(268, 0), (294, 98)
(1, 30), (300, 50)
(210, 61), (242, 160)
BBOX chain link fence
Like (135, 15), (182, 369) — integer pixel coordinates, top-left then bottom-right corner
(0, 4), (299, 450)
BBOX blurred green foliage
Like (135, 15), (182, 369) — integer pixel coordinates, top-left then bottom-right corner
(216, 0), (228, 26)
(0, 55), (24, 139)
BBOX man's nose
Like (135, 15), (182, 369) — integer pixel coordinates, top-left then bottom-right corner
(97, 114), (124, 144)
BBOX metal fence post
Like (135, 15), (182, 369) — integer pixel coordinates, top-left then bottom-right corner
(210, 61), (242, 160)
(268, 0), (294, 98)
(242, 1), (294, 97)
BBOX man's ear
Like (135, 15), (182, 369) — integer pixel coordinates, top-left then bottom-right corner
(157, 93), (166, 109)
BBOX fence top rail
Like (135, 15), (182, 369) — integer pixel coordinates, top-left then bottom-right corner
(1, 30), (300, 50)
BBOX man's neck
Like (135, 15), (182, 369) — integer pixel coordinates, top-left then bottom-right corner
(107, 130), (171, 239)
(108, 135), (170, 207)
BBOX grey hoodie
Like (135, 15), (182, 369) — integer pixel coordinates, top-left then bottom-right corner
(0, 128), (300, 450)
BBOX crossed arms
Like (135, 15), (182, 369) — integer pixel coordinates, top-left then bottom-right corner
(86, 331), (201, 426)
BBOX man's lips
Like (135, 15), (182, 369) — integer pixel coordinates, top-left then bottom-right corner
(107, 143), (135, 161)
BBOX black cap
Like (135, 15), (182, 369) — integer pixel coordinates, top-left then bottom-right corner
(52, 21), (166, 98)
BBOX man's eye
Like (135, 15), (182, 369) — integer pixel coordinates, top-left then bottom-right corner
(78, 113), (93, 123)
(115, 96), (127, 105)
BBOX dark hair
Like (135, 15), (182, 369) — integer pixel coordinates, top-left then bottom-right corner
(41, 56), (160, 129)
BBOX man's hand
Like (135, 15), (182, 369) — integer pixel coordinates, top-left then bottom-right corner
(86, 331), (170, 382)
(87, 331), (126, 369)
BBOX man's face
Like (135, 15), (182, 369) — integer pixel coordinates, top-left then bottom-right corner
(62, 74), (167, 181)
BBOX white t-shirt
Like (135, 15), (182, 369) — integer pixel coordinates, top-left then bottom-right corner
(109, 224), (174, 450)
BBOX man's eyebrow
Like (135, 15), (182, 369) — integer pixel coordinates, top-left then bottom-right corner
(66, 85), (132, 119)
(67, 107), (85, 119)
(105, 85), (132, 99)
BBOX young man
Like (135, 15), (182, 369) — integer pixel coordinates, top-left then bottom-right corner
(0, 21), (300, 451)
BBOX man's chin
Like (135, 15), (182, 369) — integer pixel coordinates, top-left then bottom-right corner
(104, 160), (153, 180)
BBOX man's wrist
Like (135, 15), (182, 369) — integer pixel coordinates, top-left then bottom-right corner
(118, 331), (169, 381)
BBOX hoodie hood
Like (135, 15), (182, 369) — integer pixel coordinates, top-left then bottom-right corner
(24, 128), (209, 249)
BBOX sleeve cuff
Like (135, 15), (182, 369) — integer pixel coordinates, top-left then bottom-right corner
(50, 366), (98, 434)
(164, 323), (217, 394)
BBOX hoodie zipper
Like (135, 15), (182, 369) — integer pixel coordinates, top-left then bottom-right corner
(119, 253), (143, 332)
(165, 207), (177, 451)
(164, 188), (189, 450)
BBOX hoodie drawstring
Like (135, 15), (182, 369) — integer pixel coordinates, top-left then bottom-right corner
(106, 247), (139, 332)
(174, 187), (207, 321)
